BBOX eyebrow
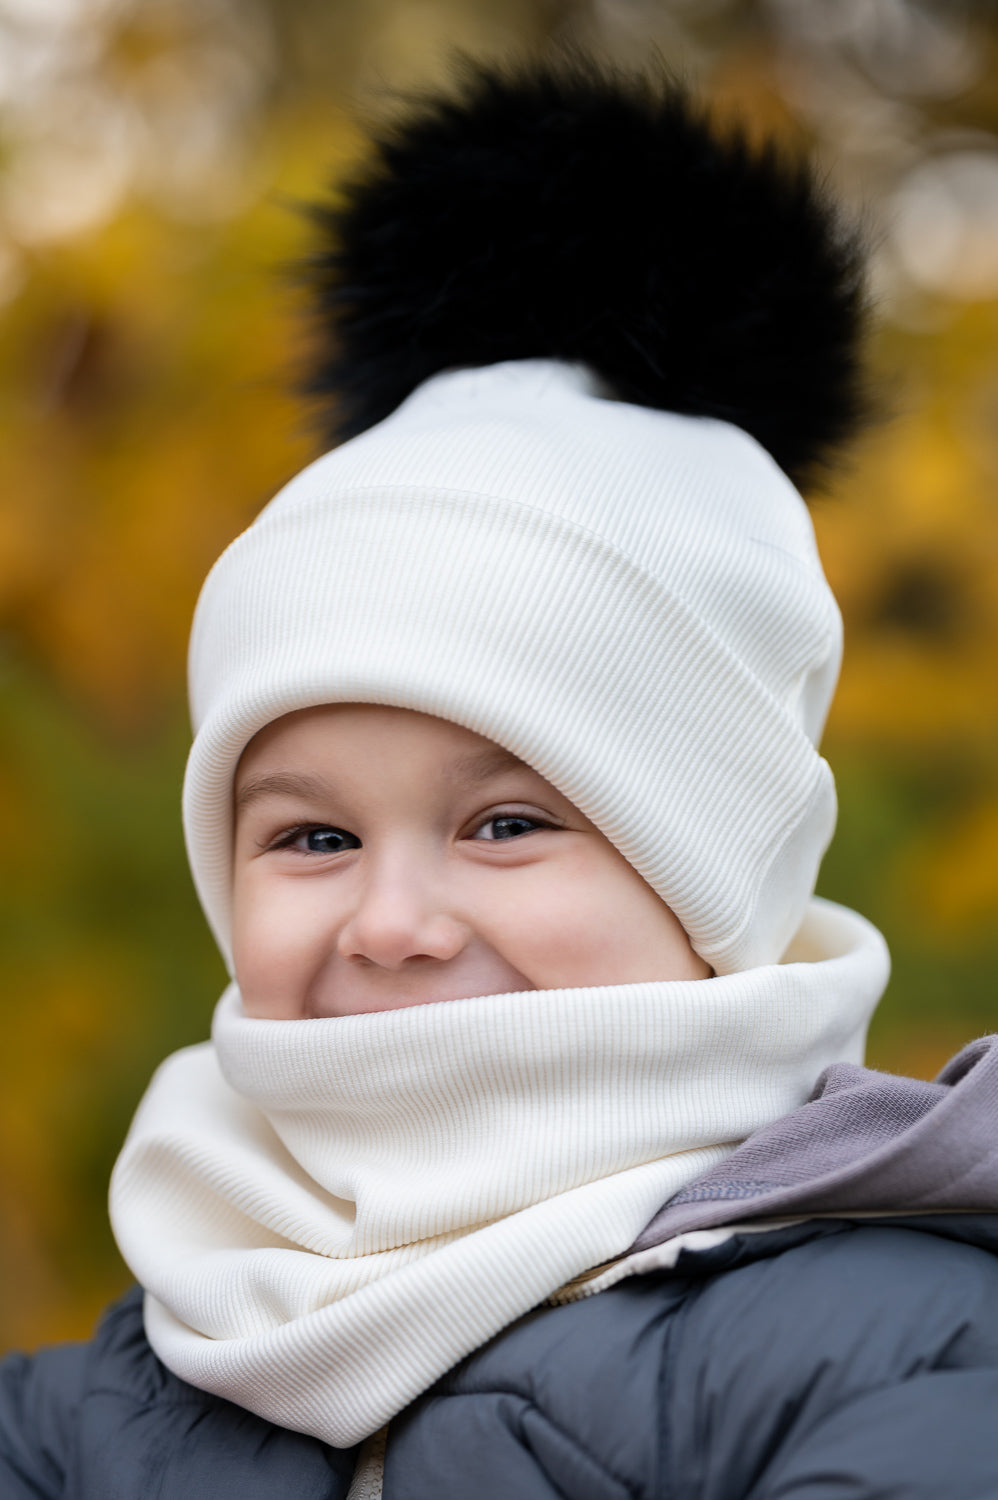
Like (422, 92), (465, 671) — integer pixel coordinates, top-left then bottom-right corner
(234, 771), (332, 814)
(234, 745), (529, 816)
(449, 744), (528, 786)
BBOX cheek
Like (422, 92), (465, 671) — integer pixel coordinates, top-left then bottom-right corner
(231, 872), (334, 1018)
(518, 883), (634, 985)
(479, 849), (704, 988)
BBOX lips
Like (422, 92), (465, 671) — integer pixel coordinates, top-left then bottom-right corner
(308, 959), (535, 1017)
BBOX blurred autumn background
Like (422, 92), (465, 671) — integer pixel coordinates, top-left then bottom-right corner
(1, 0), (997, 1350)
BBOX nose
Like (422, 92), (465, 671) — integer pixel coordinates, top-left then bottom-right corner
(336, 852), (468, 970)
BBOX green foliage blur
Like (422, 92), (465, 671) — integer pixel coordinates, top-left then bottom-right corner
(1, 0), (997, 1349)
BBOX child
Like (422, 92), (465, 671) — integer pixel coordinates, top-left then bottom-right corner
(3, 57), (998, 1500)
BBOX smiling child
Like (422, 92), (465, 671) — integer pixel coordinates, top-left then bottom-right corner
(232, 705), (710, 1019)
(3, 54), (998, 1500)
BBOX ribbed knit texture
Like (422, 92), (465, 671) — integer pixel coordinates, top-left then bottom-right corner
(109, 898), (887, 1448)
(184, 359), (842, 976)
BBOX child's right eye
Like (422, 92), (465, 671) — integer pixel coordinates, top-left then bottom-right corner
(280, 826), (361, 855)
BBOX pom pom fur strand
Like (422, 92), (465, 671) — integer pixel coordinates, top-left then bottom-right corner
(302, 55), (870, 490)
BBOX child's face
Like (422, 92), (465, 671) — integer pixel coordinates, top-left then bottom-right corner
(231, 704), (710, 1018)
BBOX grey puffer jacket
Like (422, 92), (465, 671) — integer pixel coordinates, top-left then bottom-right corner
(6, 1039), (998, 1498)
(3, 1214), (998, 1499)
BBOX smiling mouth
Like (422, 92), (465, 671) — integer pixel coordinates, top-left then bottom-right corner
(309, 972), (537, 1018)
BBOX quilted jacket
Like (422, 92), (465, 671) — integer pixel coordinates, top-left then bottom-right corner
(3, 1214), (998, 1499)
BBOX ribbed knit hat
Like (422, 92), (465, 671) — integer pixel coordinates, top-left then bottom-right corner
(183, 60), (869, 977)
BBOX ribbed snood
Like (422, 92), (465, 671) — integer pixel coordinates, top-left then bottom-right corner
(109, 898), (887, 1448)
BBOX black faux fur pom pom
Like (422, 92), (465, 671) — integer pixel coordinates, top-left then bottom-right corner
(304, 57), (870, 488)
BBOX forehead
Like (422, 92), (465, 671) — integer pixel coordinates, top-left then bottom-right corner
(234, 704), (526, 797)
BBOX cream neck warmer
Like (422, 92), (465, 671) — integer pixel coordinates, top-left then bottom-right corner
(110, 898), (887, 1448)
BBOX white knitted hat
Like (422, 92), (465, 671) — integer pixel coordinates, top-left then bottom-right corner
(186, 357), (841, 976)
(183, 62), (867, 977)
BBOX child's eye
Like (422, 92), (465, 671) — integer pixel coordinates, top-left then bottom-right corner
(278, 825), (361, 855)
(472, 814), (545, 841)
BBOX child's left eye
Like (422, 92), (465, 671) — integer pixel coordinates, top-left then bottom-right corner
(472, 815), (544, 841)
